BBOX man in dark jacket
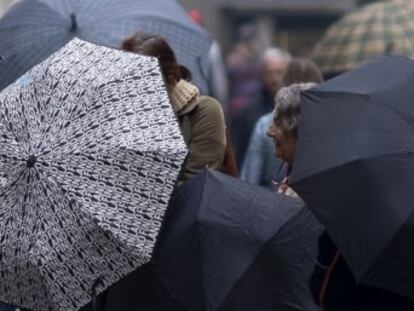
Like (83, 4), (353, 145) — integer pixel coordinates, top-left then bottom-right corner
(231, 47), (291, 167)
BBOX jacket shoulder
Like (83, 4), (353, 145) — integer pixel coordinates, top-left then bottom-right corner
(196, 95), (223, 114)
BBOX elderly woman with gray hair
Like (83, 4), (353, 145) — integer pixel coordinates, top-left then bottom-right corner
(266, 82), (315, 195)
(241, 58), (323, 189)
(267, 84), (414, 310)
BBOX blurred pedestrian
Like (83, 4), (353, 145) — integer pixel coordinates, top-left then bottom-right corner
(188, 9), (229, 115)
(232, 47), (291, 167)
(241, 58), (323, 188)
(187, 10), (238, 176)
(226, 23), (262, 116)
(122, 32), (227, 185)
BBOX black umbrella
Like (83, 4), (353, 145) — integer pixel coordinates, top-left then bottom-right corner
(291, 55), (414, 301)
(148, 170), (322, 311)
(0, 0), (211, 93)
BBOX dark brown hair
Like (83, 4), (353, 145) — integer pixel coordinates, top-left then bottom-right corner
(282, 57), (323, 86)
(122, 32), (191, 91)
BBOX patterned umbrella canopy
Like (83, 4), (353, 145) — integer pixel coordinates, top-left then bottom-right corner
(313, 0), (414, 75)
(0, 38), (188, 311)
(0, 0), (212, 93)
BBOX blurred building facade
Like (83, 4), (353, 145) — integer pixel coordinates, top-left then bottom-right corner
(179, 0), (378, 57)
(1, 0), (378, 56)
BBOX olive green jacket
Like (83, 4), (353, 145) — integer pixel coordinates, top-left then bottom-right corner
(170, 80), (226, 184)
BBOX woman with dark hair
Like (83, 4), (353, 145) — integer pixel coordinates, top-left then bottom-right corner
(122, 32), (227, 185)
(282, 57), (323, 87)
(93, 33), (227, 311)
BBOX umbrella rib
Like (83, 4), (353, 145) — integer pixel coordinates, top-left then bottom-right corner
(306, 89), (414, 133)
(293, 151), (414, 184)
(307, 89), (369, 98)
(217, 224), (296, 308)
(26, 208), (55, 311)
(38, 166), (159, 259)
(201, 174), (305, 309)
(32, 173), (99, 309)
(374, 96), (414, 132)
(35, 172), (147, 298)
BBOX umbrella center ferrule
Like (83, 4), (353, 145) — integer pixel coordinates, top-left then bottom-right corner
(26, 155), (37, 168)
(70, 14), (77, 33)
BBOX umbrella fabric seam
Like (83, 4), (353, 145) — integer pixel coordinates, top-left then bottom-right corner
(292, 151), (414, 184)
(219, 207), (305, 310)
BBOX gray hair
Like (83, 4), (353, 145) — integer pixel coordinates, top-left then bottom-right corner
(262, 47), (291, 64)
(274, 83), (316, 137)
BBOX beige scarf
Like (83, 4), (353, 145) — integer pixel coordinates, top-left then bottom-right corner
(169, 79), (199, 115)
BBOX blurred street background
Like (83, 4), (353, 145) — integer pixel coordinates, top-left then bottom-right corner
(0, 0), (376, 66)
(0, 0), (382, 176)
(178, 0), (375, 56)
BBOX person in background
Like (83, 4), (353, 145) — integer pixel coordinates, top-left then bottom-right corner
(241, 58), (323, 189)
(226, 23), (262, 116)
(122, 32), (227, 185)
(187, 9), (238, 177)
(188, 9), (229, 116)
(232, 47), (291, 167)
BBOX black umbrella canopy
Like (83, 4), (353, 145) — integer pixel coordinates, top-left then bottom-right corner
(291, 55), (414, 300)
(153, 170), (321, 311)
(0, 0), (212, 93)
(220, 205), (322, 311)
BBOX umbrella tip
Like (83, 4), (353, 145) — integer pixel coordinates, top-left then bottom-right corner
(70, 14), (77, 33)
(26, 155), (37, 168)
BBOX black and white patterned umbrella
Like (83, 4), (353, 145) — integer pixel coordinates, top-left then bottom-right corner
(0, 0), (212, 94)
(0, 38), (188, 311)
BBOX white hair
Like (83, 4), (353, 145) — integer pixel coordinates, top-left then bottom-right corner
(262, 47), (291, 64)
(274, 83), (316, 137)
